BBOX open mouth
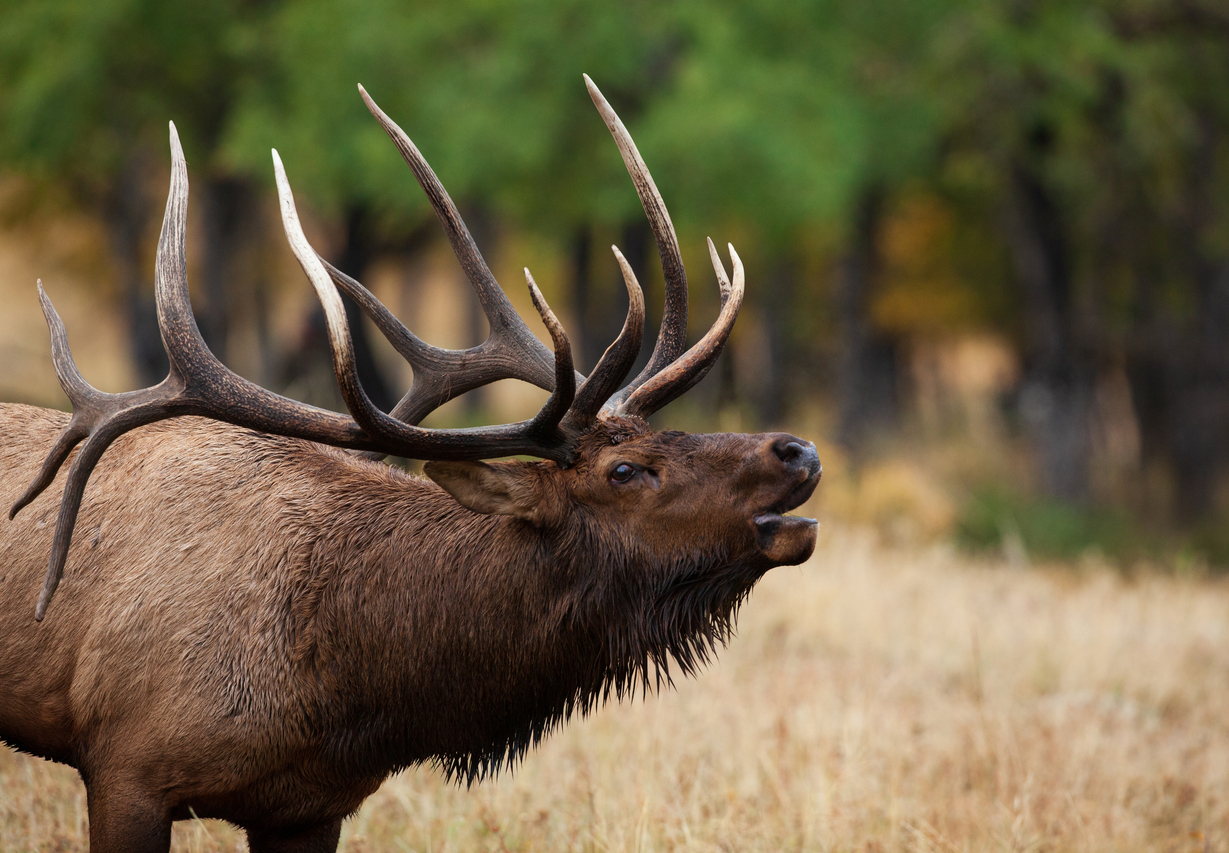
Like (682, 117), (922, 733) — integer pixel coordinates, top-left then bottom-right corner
(753, 473), (820, 533)
(748, 439), (821, 564)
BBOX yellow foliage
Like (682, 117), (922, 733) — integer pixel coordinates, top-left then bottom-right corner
(872, 191), (980, 336)
(814, 437), (957, 543)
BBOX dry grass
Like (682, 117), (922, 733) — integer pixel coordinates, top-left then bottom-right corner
(3, 528), (1227, 852)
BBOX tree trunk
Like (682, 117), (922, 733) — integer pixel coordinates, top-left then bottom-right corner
(1004, 159), (1093, 504)
(103, 152), (164, 388)
(1125, 114), (1229, 523)
(754, 253), (799, 427)
(837, 186), (897, 453)
(198, 176), (263, 365)
(1163, 260), (1229, 524)
(570, 225), (598, 373)
(1166, 116), (1229, 522)
(619, 220), (652, 379)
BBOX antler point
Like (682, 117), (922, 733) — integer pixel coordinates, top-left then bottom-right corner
(168, 121), (184, 162)
(358, 85), (381, 116)
(585, 75), (608, 109)
(523, 269), (544, 303)
(271, 151), (291, 200)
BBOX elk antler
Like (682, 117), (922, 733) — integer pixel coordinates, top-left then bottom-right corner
(273, 149), (579, 454)
(12, 78), (744, 619)
(580, 76), (744, 419)
(341, 86), (647, 443)
(12, 124), (577, 620)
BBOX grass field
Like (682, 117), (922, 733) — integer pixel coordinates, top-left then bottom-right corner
(2, 527), (1227, 852)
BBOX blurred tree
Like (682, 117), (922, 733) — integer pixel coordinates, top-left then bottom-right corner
(925, 3), (1112, 502)
(1110, 2), (1229, 522)
(637, 0), (948, 436)
(937, 0), (1229, 515)
(0, 0), (271, 385)
(221, 0), (671, 402)
(6, 0), (1229, 528)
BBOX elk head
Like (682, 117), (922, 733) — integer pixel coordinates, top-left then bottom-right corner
(428, 424), (819, 568)
(11, 76), (820, 623)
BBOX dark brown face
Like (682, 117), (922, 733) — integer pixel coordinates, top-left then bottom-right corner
(425, 417), (821, 570)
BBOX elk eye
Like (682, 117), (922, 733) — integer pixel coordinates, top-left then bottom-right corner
(610, 463), (637, 484)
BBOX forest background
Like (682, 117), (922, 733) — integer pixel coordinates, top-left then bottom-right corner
(2, 0), (1229, 569)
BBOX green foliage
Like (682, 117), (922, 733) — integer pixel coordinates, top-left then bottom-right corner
(219, 0), (954, 244)
(5, 0), (1229, 532)
(956, 485), (1229, 571)
(0, 0), (966, 246)
(632, 0), (948, 243)
(221, 0), (671, 228)
(0, 0), (263, 185)
(4, 0), (1226, 282)
(957, 486), (1145, 565)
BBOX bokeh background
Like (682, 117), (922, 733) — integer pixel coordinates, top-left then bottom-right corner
(2, 3), (1229, 570)
(6, 0), (1229, 570)
(3, 3), (1229, 850)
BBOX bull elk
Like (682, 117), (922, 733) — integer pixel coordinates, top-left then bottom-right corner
(0, 77), (820, 853)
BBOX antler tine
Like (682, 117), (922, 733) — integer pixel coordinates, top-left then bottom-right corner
(564, 246), (645, 429)
(709, 236), (735, 307)
(615, 241), (745, 420)
(274, 151), (579, 460)
(357, 86), (565, 385)
(584, 75), (689, 407)
(318, 254), (592, 438)
(9, 282), (179, 531)
(273, 150), (378, 423)
(523, 268), (576, 434)
(9, 282), (110, 521)
(13, 125), (376, 620)
(316, 260), (491, 425)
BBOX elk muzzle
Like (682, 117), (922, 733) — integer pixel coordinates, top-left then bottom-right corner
(753, 434), (821, 565)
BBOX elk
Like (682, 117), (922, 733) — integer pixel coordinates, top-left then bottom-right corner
(0, 77), (820, 853)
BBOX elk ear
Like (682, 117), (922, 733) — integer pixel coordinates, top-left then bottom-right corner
(424, 460), (557, 525)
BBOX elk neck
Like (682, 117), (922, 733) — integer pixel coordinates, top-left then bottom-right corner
(282, 443), (763, 784)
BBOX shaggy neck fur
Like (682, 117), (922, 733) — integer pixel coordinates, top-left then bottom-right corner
(289, 448), (771, 786)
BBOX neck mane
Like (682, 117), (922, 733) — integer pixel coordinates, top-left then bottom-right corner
(292, 451), (767, 784)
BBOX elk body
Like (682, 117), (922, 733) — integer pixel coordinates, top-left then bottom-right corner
(0, 79), (820, 853)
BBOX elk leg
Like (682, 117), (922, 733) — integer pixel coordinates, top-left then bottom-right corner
(246, 818), (343, 853)
(84, 781), (172, 853)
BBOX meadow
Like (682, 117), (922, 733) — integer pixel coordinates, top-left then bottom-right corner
(2, 526), (1226, 852)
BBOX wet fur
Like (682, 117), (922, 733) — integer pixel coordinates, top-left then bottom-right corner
(0, 403), (811, 845)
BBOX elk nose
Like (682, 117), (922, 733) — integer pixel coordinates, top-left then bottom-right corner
(770, 436), (821, 478)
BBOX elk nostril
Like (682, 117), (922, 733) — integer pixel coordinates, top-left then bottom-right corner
(772, 438), (804, 463)
(771, 437), (820, 474)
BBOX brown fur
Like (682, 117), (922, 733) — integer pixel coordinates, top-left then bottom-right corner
(0, 402), (818, 852)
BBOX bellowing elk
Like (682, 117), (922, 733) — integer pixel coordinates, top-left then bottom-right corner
(0, 78), (820, 852)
